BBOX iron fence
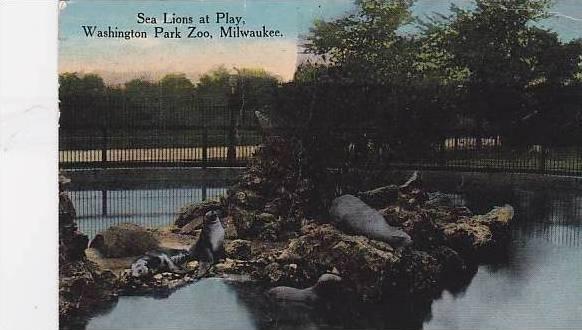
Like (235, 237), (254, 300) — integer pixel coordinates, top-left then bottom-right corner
(67, 182), (229, 238)
(58, 91), (581, 176)
(59, 125), (261, 168)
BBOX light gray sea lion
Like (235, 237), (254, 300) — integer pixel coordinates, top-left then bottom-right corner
(130, 249), (191, 278)
(330, 194), (412, 246)
(266, 273), (343, 304)
(189, 210), (225, 275)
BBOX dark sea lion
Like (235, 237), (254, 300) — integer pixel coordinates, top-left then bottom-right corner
(266, 273), (343, 304)
(130, 249), (191, 278)
(330, 194), (412, 246)
(189, 210), (225, 275)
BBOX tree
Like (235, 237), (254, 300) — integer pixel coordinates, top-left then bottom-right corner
(59, 73), (107, 127)
(420, 0), (573, 143)
(197, 66), (279, 126)
(158, 74), (195, 125)
(303, 0), (416, 83)
(123, 78), (158, 126)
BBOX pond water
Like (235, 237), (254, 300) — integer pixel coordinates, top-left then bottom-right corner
(69, 186), (228, 238)
(82, 185), (582, 330)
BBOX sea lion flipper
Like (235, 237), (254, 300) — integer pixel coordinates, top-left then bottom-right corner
(197, 261), (212, 278)
(217, 245), (225, 261)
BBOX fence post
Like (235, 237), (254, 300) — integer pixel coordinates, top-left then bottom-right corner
(202, 185), (207, 201)
(101, 190), (108, 216)
(538, 145), (547, 173)
(227, 104), (236, 163)
(438, 137), (446, 166)
(202, 126), (208, 168)
(101, 126), (108, 167)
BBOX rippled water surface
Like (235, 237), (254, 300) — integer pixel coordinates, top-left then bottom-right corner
(84, 185), (582, 330)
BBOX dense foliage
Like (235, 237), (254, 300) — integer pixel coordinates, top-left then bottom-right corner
(59, 0), (582, 153)
(297, 0), (582, 147)
(59, 67), (279, 128)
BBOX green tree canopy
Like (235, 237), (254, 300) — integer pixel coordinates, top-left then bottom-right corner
(303, 0), (416, 83)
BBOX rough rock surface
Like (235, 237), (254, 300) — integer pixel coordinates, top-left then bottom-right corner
(168, 167), (515, 306)
(59, 188), (119, 327)
(174, 199), (223, 228)
(225, 239), (253, 260)
(258, 223), (401, 302)
(356, 184), (399, 208)
(59, 192), (88, 262)
(59, 260), (118, 323)
(90, 223), (160, 258)
(440, 205), (514, 258)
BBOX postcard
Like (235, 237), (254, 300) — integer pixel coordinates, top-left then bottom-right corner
(55, 1), (582, 329)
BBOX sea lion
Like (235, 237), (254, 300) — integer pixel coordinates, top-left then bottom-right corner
(189, 210), (225, 275)
(266, 273), (343, 304)
(130, 249), (191, 278)
(330, 194), (412, 246)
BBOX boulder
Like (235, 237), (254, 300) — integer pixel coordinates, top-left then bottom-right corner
(391, 250), (443, 299)
(440, 205), (514, 258)
(356, 185), (399, 208)
(329, 195), (412, 246)
(90, 223), (159, 258)
(231, 189), (266, 210)
(59, 192), (76, 229)
(232, 209), (288, 241)
(259, 223), (401, 302)
(224, 239), (252, 260)
(174, 200), (222, 228)
(223, 216), (239, 239)
(178, 217), (204, 235)
(59, 191), (88, 262)
(399, 171), (421, 191)
(399, 211), (445, 249)
(59, 260), (118, 325)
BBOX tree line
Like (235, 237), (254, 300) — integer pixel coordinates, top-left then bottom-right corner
(59, 67), (279, 128)
(60, 0), (582, 150)
(288, 0), (582, 149)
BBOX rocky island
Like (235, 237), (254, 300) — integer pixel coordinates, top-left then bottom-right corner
(59, 136), (514, 327)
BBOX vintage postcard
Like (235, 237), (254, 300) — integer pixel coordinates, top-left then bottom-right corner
(57, 0), (582, 329)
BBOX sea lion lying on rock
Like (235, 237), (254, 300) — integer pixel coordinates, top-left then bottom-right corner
(130, 249), (192, 278)
(330, 195), (412, 247)
(266, 273), (343, 304)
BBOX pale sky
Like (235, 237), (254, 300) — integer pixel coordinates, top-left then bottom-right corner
(58, 0), (582, 84)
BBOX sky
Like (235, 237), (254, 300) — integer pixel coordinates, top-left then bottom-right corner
(58, 0), (582, 84)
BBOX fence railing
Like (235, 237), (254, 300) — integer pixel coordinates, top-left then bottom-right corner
(67, 183), (229, 238)
(59, 125), (262, 168)
(59, 126), (581, 176)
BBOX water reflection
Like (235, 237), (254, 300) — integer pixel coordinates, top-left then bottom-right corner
(83, 185), (582, 330)
(87, 279), (257, 330)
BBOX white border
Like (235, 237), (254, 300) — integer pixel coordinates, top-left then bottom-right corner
(0, 1), (59, 330)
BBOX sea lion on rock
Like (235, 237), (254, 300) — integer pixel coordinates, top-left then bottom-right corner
(130, 249), (191, 278)
(189, 210), (225, 275)
(330, 195), (412, 246)
(266, 273), (343, 304)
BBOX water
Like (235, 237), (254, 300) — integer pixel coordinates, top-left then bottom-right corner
(83, 185), (582, 330)
(86, 279), (259, 330)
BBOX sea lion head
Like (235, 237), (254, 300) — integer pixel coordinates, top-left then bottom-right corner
(389, 232), (413, 247)
(312, 273), (343, 297)
(131, 258), (151, 278)
(204, 210), (221, 224)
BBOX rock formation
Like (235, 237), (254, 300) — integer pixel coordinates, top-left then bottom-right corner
(89, 223), (160, 258)
(59, 176), (118, 327)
